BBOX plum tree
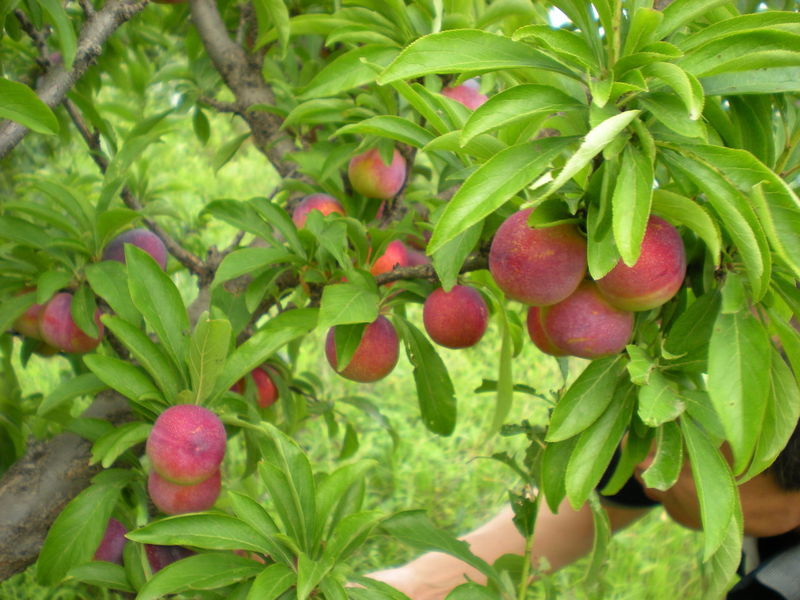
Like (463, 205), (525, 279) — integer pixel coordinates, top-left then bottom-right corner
(325, 316), (399, 382)
(347, 148), (407, 200)
(291, 194), (345, 228)
(145, 405), (226, 485)
(539, 281), (634, 359)
(596, 216), (687, 311)
(147, 470), (221, 515)
(489, 208), (587, 306)
(93, 518), (126, 564)
(38, 293), (104, 354)
(423, 285), (488, 348)
(441, 79), (488, 110)
(102, 228), (168, 271)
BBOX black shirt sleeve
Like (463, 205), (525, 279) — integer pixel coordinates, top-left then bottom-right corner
(596, 448), (660, 509)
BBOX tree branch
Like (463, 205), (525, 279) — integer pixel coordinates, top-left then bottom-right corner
(0, 0), (147, 159)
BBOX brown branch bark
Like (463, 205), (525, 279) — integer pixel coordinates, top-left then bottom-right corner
(0, 391), (131, 580)
(0, 0), (147, 159)
(188, 0), (302, 179)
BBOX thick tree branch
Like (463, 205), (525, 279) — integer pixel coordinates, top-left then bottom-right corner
(0, 391), (131, 580)
(0, 0), (147, 159)
(188, 0), (302, 179)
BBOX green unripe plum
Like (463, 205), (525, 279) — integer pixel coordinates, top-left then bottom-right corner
(348, 148), (406, 200)
(489, 209), (587, 306)
(103, 228), (168, 271)
(325, 315), (399, 383)
(596, 216), (686, 311)
(148, 470), (221, 515)
(541, 281), (634, 359)
(423, 285), (488, 349)
(146, 405), (226, 485)
(39, 292), (104, 353)
(292, 194), (345, 228)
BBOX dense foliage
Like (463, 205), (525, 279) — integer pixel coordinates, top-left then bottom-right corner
(1, 0), (799, 598)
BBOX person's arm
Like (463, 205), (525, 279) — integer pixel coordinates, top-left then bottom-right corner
(364, 499), (650, 600)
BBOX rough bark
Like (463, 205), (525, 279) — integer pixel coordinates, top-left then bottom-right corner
(0, 392), (131, 580)
(0, 0), (147, 159)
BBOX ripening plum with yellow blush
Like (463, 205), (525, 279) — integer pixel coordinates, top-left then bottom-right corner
(540, 281), (634, 359)
(596, 215), (686, 312)
(325, 316), (399, 382)
(146, 405), (226, 485)
(348, 148), (406, 200)
(489, 208), (587, 306)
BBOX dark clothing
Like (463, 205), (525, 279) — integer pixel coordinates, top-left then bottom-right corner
(599, 462), (800, 599)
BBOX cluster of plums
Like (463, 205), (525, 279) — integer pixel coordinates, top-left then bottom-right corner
(490, 209), (687, 359)
(11, 228), (167, 355)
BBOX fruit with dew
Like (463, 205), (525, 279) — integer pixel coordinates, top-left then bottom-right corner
(596, 215), (686, 312)
(442, 78), (488, 110)
(370, 240), (409, 278)
(540, 281), (634, 359)
(526, 306), (567, 356)
(146, 404), (226, 485)
(147, 469), (221, 515)
(38, 292), (104, 353)
(292, 193), (345, 228)
(489, 208), (587, 306)
(145, 545), (195, 573)
(348, 147), (406, 200)
(423, 285), (488, 349)
(103, 228), (168, 271)
(232, 365), (280, 408)
(325, 315), (399, 383)
(93, 518), (127, 564)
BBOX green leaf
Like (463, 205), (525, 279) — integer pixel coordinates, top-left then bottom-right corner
(83, 355), (165, 406)
(612, 144), (653, 266)
(680, 417), (737, 560)
(228, 491), (294, 566)
(377, 29), (572, 84)
(297, 553), (333, 599)
(36, 0), (77, 68)
(651, 190), (721, 266)
(323, 510), (383, 563)
(126, 245), (190, 369)
(128, 514), (275, 554)
(253, 0), (290, 57)
(565, 382), (635, 510)
(136, 552), (263, 600)
(641, 420), (683, 491)
(663, 291), (721, 371)
(490, 305), (514, 437)
(540, 437), (578, 513)
(189, 317), (232, 404)
(318, 283), (380, 330)
(332, 116), (434, 148)
(637, 371), (685, 427)
(740, 347), (800, 483)
(0, 215), (52, 248)
(643, 62), (704, 120)
(541, 110), (640, 200)
(546, 355), (627, 443)
(314, 460), (377, 547)
(86, 262), (141, 325)
(0, 291), (37, 340)
(622, 7), (663, 56)
(460, 84), (583, 146)
(638, 93), (706, 139)
(394, 317), (456, 436)
(71, 285), (99, 339)
(36, 474), (130, 584)
(379, 511), (497, 583)
(298, 45), (399, 99)
(212, 248), (298, 288)
(654, 0), (735, 39)
(513, 24), (597, 71)
(101, 315), (184, 400)
(95, 208), (141, 252)
(203, 200), (276, 244)
(37, 373), (107, 416)
(427, 137), (573, 254)
(216, 309), (317, 397)
(67, 561), (133, 593)
(707, 311), (771, 474)
(704, 509), (743, 599)
(679, 30), (800, 78)
(91, 421), (150, 468)
(0, 78), (59, 134)
(431, 223), (482, 292)
(246, 563), (295, 600)
(700, 67), (800, 95)
(213, 133), (251, 172)
(284, 98), (352, 127)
